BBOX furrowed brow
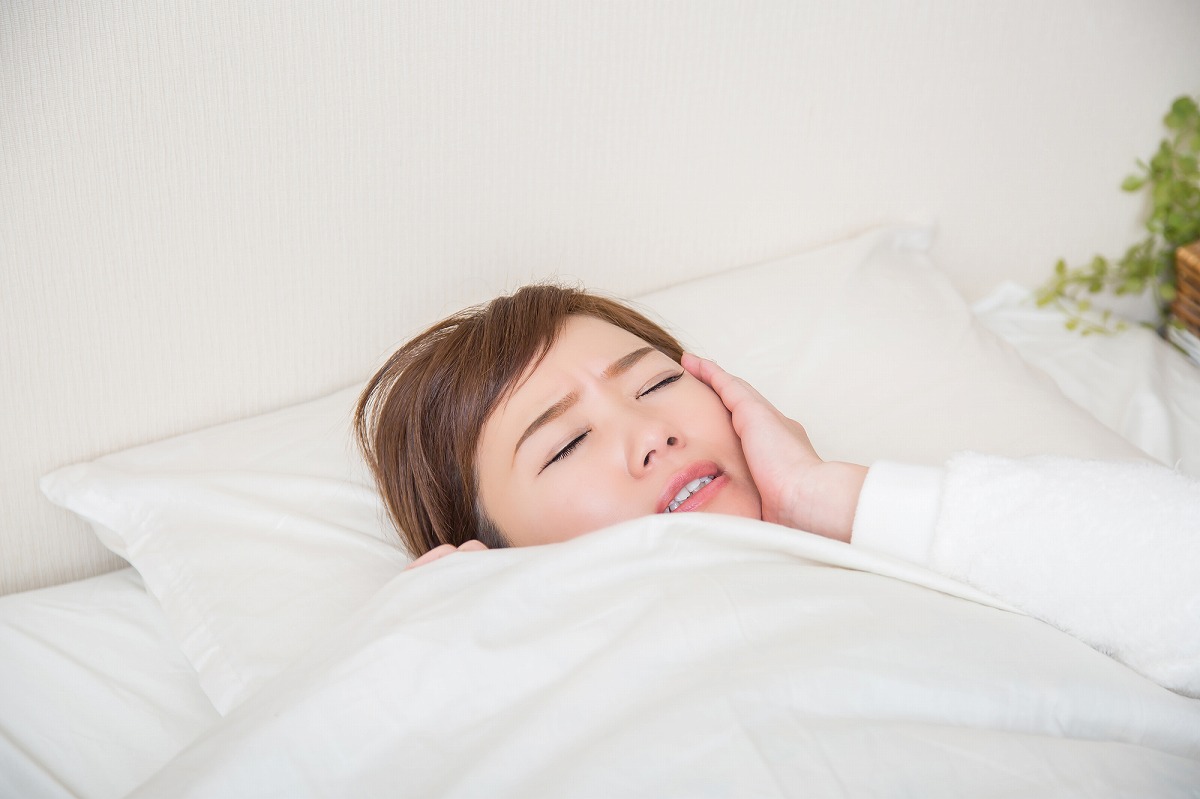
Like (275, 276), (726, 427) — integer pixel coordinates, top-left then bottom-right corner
(512, 346), (656, 461)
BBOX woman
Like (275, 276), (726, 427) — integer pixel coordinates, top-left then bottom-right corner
(355, 283), (863, 558)
(357, 283), (1199, 696)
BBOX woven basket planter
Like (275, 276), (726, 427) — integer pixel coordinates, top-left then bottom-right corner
(1175, 241), (1200, 337)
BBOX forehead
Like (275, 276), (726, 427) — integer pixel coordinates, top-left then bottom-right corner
(537, 315), (649, 366)
(489, 315), (654, 427)
(513, 315), (652, 396)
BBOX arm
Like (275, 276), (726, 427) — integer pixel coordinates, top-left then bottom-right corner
(856, 453), (1200, 697)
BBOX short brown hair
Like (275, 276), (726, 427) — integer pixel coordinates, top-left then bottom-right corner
(354, 283), (684, 557)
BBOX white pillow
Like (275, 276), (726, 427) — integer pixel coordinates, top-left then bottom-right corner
(636, 226), (1147, 466)
(41, 389), (410, 714)
(41, 225), (1145, 715)
(973, 282), (1200, 476)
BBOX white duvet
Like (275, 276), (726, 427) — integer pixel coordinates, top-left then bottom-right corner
(131, 515), (1200, 797)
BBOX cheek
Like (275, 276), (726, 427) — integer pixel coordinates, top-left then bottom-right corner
(504, 458), (645, 546)
(682, 383), (739, 440)
(535, 467), (635, 540)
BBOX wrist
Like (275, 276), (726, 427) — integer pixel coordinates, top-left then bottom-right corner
(786, 462), (867, 543)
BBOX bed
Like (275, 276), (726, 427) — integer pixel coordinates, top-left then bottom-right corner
(3, 3), (1200, 797)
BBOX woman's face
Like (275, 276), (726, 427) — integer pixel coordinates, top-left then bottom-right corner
(477, 315), (762, 546)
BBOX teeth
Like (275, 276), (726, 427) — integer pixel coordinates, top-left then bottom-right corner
(673, 479), (701, 504)
(663, 475), (715, 513)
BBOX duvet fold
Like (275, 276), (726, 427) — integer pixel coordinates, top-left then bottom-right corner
(128, 515), (1200, 797)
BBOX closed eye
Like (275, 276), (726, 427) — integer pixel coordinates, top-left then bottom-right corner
(540, 430), (589, 472)
(639, 372), (683, 397)
(538, 371), (680, 473)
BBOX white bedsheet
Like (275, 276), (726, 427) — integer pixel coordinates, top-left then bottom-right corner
(0, 569), (219, 799)
(129, 515), (1200, 797)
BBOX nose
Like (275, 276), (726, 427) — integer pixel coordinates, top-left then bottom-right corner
(616, 400), (682, 475)
(635, 431), (680, 472)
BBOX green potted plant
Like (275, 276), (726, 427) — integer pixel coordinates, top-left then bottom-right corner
(1036, 94), (1200, 337)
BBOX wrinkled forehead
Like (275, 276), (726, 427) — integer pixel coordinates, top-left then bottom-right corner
(481, 315), (656, 440)
(509, 315), (653, 393)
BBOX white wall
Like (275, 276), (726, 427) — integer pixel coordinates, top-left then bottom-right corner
(3, 0), (1198, 592)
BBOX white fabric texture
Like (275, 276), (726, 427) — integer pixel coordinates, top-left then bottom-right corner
(973, 282), (1200, 477)
(0, 569), (219, 799)
(854, 454), (1200, 698)
(127, 515), (1200, 798)
(847, 461), (942, 563)
(38, 388), (410, 715)
(39, 225), (1148, 715)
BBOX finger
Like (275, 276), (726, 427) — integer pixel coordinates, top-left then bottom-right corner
(681, 352), (720, 387)
(457, 539), (488, 552)
(683, 353), (744, 398)
(683, 353), (770, 413)
(404, 543), (459, 571)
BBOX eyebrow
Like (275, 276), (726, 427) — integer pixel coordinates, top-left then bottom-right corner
(513, 346), (655, 459)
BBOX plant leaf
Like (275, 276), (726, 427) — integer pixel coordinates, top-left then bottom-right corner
(1122, 174), (1147, 192)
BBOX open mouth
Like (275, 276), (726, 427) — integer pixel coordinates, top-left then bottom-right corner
(662, 474), (716, 513)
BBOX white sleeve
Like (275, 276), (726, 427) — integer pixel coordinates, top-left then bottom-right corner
(851, 453), (1200, 699)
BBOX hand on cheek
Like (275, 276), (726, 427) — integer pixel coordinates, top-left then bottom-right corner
(404, 539), (489, 571)
(680, 353), (866, 543)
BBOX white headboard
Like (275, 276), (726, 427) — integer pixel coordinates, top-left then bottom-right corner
(3, 1), (1198, 593)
